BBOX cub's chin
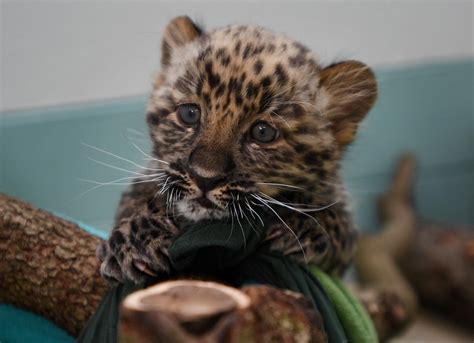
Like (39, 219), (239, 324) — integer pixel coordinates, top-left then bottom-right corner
(176, 198), (228, 222)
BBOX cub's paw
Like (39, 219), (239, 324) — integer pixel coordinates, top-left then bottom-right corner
(98, 215), (179, 284)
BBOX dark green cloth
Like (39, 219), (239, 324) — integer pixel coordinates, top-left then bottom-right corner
(168, 220), (347, 343)
(77, 282), (144, 343)
(78, 216), (374, 342)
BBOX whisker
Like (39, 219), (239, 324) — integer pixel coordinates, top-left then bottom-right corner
(245, 199), (265, 227)
(159, 177), (171, 194)
(129, 141), (170, 165)
(83, 143), (164, 172)
(270, 110), (292, 130)
(86, 156), (154, 176)
(240, 203), (261, 236)
(257, 182), (303, 191)
(77, 174), (164, 197)
(233, 202), (247, 250)
(226, 199), (235, 243)
(126, 128), (146, 138)
(255, 193), (329, 237)
(251, 195), (307, 264)
(258, 191), (338, 212)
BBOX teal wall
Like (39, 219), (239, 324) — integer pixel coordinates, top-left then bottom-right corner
(1, 60), (473, 232)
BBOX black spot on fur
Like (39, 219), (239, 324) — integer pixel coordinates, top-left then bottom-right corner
(235, 94), (243, 106)
(139, 216), (151, 230)
(253, 60), (263, 74)
(242, 44), (252, 59)
(222, 56), (231, 66)
(252, 45), (265, 56)
(215, 84), (225, 98)
(294, 143), (310, 153)
(320, 150), (332, 161)
(205, 62), (221, 89)
(261, 76), (272, 88)
(289, 53), (306, 67)
(295, 125), (316, 135)
(147, 201), (160, 213)
(203, 92), (211, 107)
(148, 218), (162, 229)
(259, 89), (272, 113)
(246, 82), (257, 98)
(292, 41), (309, 53)
(147, 112), (160, 126)
(275, 63), (288, 85)
(110, 230), (125, 251)
(216, 48), (231, 66)
(291, 104), (305, 118)
(130, 219), (139, 234)
(234, 41), (241, 55)
(303, 151), (322, 166)
(267, 44), (276, 53)
(149, 230), (161, 239)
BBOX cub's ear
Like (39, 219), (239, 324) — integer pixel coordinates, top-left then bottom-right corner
(319, 61), (377, 147)
(161, 16), (203, 67)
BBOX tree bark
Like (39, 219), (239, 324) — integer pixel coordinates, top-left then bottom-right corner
(0, 193), (109, 336)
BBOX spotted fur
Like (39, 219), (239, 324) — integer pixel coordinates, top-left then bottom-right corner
(99, 16), (377, 283)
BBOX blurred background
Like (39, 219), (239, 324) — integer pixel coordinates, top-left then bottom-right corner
(1, 1), (472, 232)
(0, 1), (473, 341)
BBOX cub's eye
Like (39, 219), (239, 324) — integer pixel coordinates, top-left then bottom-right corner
(250, 121), (278, 143)
(177, 104), (201, 125)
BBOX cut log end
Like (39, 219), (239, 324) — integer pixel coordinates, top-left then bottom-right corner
(120, 280), (251, 342)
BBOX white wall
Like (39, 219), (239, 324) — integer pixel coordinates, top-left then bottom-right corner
(1, 1), (473, 111)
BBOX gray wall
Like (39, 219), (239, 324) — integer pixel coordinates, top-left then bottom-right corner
(2, 1), (473, 111)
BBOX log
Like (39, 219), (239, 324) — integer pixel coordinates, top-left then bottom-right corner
(354, 154), (419, 340)
(0, 193), (109, 336)
(402, 223), (474, 327)
(119, 280), (326, 343)
(355, 152), (474, 337)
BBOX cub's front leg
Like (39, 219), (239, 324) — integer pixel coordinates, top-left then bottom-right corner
(98, 204), (179, 284)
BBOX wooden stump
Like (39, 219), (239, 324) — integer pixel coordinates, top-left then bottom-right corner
(119, 280), (327, 343)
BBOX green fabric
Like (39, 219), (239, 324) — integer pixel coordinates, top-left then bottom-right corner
(311, 267), (378, 343)
(168, 218), (266, 272)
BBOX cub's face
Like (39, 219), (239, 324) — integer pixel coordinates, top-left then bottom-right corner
(146, 17), (377, 222)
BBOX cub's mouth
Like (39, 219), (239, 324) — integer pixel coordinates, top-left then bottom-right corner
(192, 196), (216, 209)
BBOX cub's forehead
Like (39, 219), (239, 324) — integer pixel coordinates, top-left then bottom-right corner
(207, 25), (319, 68)
(166, 25), (321, 93)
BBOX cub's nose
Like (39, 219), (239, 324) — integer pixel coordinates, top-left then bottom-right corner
(188, 145), (235, 193)
(189, 169), (226, 193)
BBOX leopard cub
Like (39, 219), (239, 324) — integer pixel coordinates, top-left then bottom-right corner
(99, 16), (377, 283)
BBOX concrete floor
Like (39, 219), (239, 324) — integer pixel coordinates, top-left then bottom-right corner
(393, 311), (473, 343)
